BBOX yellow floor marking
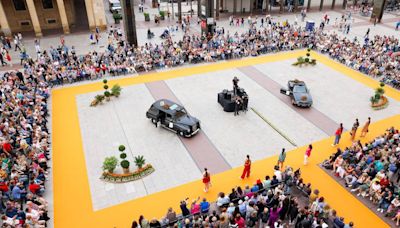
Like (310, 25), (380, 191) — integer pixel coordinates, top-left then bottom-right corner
(52, 50), (398, 228)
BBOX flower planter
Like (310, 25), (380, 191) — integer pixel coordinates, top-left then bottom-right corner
(371, 96), (389, 110)
(100, 164), (155, 183)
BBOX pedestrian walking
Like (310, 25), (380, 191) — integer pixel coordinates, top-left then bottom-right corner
(202, 168), (211, 192)
(360, 117), (371, 137)
(332, 123), (344, 146)
(277, 148), (286, 170)
(304, 144), (312, 165)
(240, 155), (251, 179)
(350, 118), (360, 141)
(365, 28), (370, 38)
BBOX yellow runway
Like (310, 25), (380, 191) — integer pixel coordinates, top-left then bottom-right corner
(52, 50), (399, 227)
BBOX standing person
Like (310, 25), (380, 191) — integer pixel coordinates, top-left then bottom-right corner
(304, 144), (313, 165)
(240, 155), (251, 179)
(202, 168), (211, 192)
(350, 119), (360, 141)
(332, 123), (344, 146)
(34, 39), (41, 54)
(60, 35), (65, 46)
(14, 35), (21, 51)
(0, 50), (6, 66)
(360, 117), (371, 137)
(277, 148), (286, 170)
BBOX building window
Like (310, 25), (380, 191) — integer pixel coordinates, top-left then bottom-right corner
(13, 0), (27, 11)
(42, 0), (54, 9)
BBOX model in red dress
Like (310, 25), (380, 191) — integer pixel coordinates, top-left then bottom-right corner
(241, 155), (251, 179)
(202, 168), (211, 192)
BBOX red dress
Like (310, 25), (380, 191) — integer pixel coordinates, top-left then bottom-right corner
(202, 173), (210, 184)
(241, 159), (251, 179)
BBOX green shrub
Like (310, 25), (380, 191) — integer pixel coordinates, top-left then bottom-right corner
(120, 153), (127, 159)
(119, 145), (126, 152)
(111, 84), (122, 97)
(102, 156), (118, 173)
(380, 82), (385, 87)
(376, 87), (385, 95)
(159, 11), (165, 17)
(305, 58), (310, 63)
(307, 48), (311, 52)
(120, 160), (130, 169)
(103, 79), (108, 84)
(306, 53), (310, 57)
(104, 85), (109, 90)
(134, 155), (146, 169)
(104, 91), (111, 97)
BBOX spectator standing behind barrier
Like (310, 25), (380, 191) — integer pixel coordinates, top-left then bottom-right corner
(202, 168), (211, 192)
(304, 144), (313, 165)
(240, 155), (251, 179)
(277, 148), (286, 170)
(332, 123), (344, 146)
(360, 117), (371, 137)
(350, 119), (360, 141)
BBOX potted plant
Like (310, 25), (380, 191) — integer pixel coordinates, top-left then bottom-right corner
(120, 160), (130, 174)
(113, 12), (122, 24)
(144, 12), (150, 21)
(159, 11), (165, 20)
(111, 84), (122, 97)
(104, 91), (111, 101)
(134, 155), (146, 170)
(102, 156), (118, 173)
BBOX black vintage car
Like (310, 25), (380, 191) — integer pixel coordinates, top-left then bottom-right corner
(146, 99), (201, 137)
(280, 79), (313, 108)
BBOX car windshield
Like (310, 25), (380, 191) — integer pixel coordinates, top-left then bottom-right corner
(293, 85), (307, 93)
(175, 108), (187, 118)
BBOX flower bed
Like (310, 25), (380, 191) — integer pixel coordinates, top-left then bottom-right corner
(371, 96), (389, 110)
(100, 164), (155, 183)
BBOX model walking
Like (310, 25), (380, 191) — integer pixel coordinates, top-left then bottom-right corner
(332, 123), (344, 146)
(360, 117), (371, 137)
(202, 168), (211, 192)
(277, 148), (286, 170)
(304, 144), (313, 165)
(350, 119), (359, 141)
(240, 155), (251, 179)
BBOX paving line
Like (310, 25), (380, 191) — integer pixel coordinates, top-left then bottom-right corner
(250, 107), (298, 147)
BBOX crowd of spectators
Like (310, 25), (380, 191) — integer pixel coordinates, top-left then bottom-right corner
(323, 127), (400, 226)
(0, 66), (50, 226)
(132, 166), (353, 228)
(1, 13), (399, 89)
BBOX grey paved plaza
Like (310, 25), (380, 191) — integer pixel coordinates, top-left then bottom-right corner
(76, 56), (400, 210)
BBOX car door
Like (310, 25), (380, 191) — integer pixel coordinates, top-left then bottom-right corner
(165, 113), (174, 129)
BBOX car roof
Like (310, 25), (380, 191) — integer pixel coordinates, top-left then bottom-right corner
(289, 80), (306, 86)
(152, 99), (183, 114)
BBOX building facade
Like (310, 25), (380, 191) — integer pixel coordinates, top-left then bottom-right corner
(0, 0), (107, 37)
